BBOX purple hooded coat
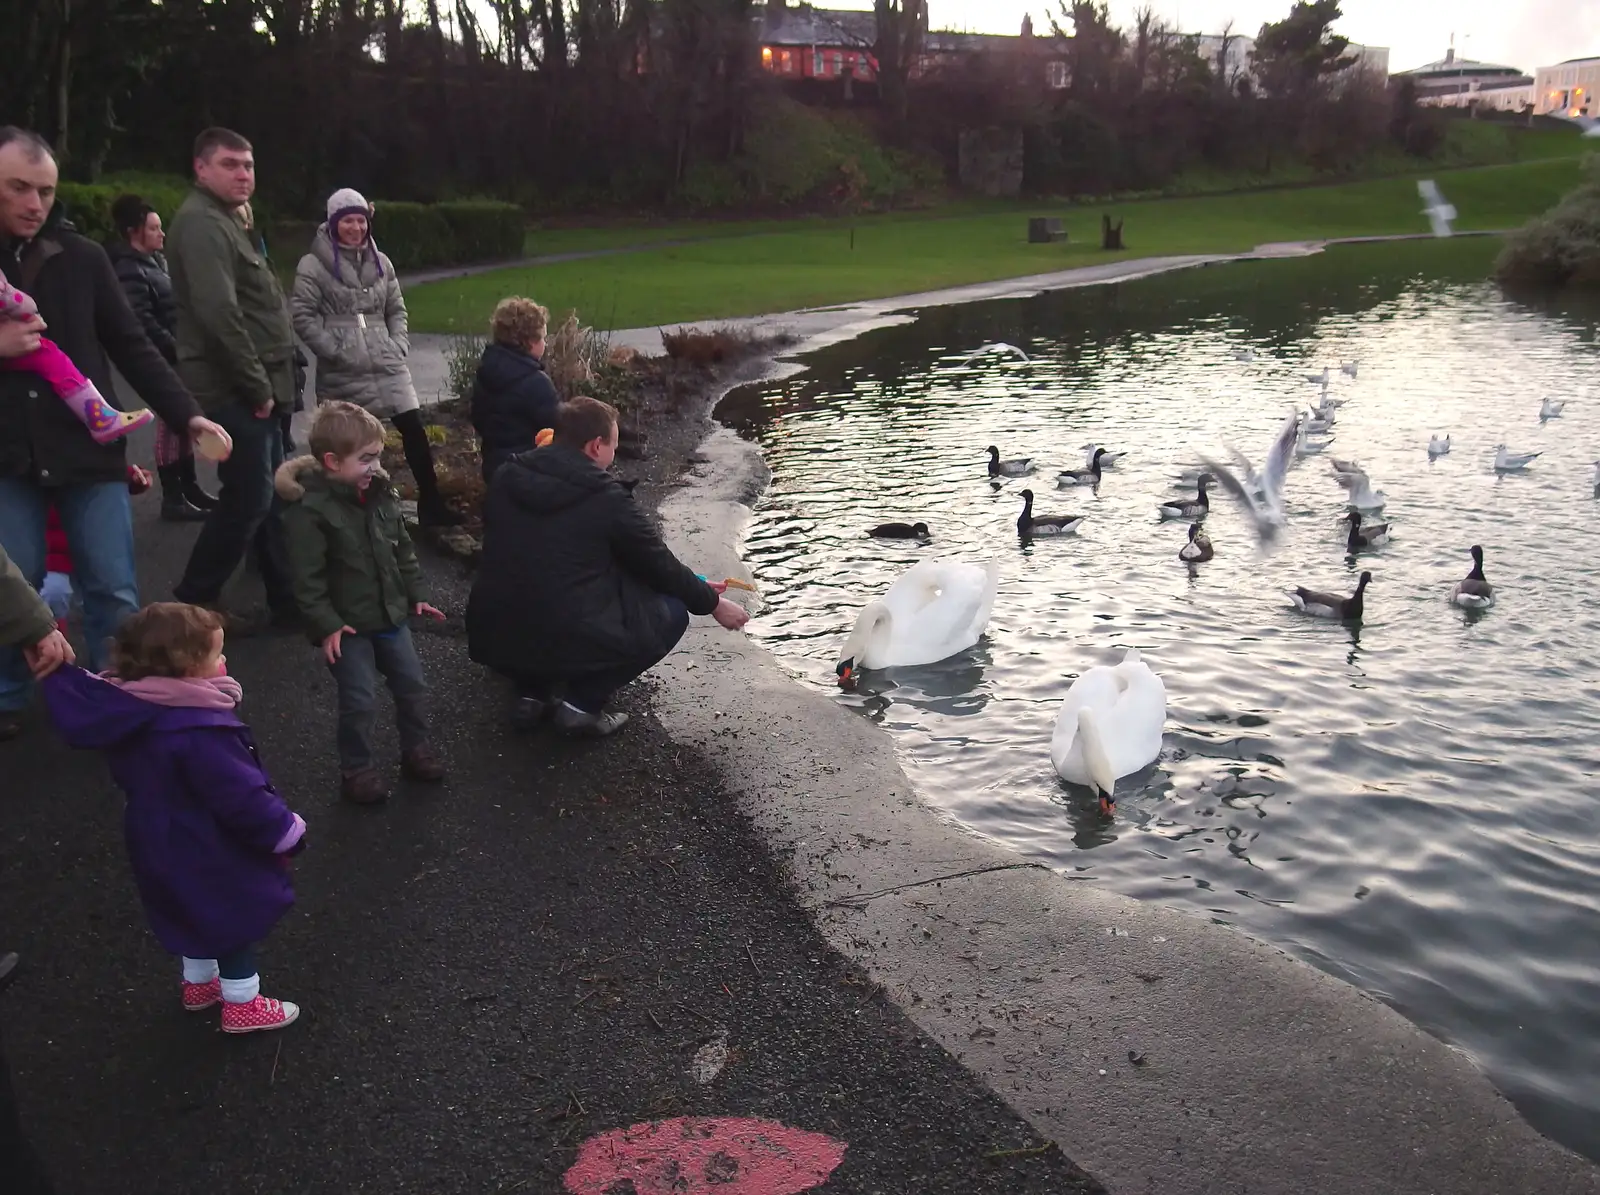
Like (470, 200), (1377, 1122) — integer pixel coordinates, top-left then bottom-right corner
(43, 666), (299, 957)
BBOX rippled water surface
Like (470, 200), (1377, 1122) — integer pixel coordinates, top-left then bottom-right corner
(720, 240), (1600, 1157)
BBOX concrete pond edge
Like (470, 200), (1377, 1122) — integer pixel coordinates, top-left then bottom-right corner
(642, 249), (1600, 1194)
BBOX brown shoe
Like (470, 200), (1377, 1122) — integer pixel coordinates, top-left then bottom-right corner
(400, 745), (446, 782)
(340, 768), (389, 805)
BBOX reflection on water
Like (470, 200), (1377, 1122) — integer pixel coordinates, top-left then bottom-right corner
(724, 240), (1600, 1159)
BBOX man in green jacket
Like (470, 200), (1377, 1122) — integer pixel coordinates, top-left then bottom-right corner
(277, 401), (446, 805)
(168, 127), (298, 631)
(0, 540), (70, 1192)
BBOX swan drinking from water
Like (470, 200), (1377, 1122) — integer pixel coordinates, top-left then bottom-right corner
(835, 559), (1000, 689)
(1050, 649), (1167, 817)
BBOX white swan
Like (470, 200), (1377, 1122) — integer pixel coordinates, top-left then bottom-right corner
(1494, 444), (1540, 471)
(1539, 397), (1565, 421)
(1428, 433), (1451, 458)
(1050, 649), (1167, 817)
(835, 559), (1000, 688)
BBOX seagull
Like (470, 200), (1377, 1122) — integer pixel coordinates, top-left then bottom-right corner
(1234, 348), (1257, 363)
(1593, 461), (1600, 493)
(1419, 179), (1457, 237)
(1296, 420), (1330, 457)
(1341, 361), (1359, 378)
(1330, 456), (1364, 476)
(1303, 409), (1335, 434)
(1494, 444), (1540, 471)
(1334, 468), (1386, 512)
(1428, 433), (1451, 458)
(1079, 443), (1125, 468)
(1540, 397), (1565, 421)
(959, 342), (1029, 367)
(1315, 383), (1346, 408)
(1304, 366), (1331, 385)
(1201, 409), (1299, 543)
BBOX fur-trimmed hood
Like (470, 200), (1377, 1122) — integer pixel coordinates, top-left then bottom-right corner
(274, 453), (391, 502)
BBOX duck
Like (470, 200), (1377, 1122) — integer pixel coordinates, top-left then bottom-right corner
(1179, 523), (1214, 562)
(835, 559), (1000, 690)
(1050, 649), (1168, 817)
(1057, 447), (1108, 487)
(959, 341), (1030, 366)
(1079, 443), (1125, 468)
(867, 521), (931, 540)
(1539, 397), (1565, 421)
(1334, 468), (1386, 513)
(1291, 570), (1371, 621)
(987, 445), (1034, 477)
(1451, 545), (1494, 609)
(1341, 361), (1359, 378)
(1494, 444), (1541, 471)
(1018, 489), (1086, 537)
(1428, 433), (1451, 458)
(1202, 410), (1299, 542)
(1158, 473), (1212, 520)
(1344, 510), (1390, 551)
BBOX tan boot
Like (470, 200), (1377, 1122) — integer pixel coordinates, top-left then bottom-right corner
(340, 768), (389, 805)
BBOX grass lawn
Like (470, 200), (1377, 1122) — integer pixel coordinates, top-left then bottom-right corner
(412, 154), (1588, 335)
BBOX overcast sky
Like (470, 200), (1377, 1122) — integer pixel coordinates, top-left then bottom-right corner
(822, 0), (1599, 74)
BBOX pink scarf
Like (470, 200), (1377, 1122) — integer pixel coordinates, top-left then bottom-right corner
(109, 674), (244, 711)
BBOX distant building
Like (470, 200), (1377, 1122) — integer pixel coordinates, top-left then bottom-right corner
(1392, 48), (1531, 105)
(754, 2), (1069, 92)
(1190, 31), (1390, 91)
(1533, 56), (1600, 117)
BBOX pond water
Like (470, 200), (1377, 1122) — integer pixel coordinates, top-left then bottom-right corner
(718, 240), (1600, 1160)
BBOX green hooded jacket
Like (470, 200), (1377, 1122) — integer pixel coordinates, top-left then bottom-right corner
(276, 455), (427, 641)
(0, 546), (56, 652)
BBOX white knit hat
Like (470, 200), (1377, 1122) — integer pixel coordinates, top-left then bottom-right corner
(326, 188), (371, 226)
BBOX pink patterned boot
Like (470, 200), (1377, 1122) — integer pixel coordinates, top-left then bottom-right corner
(182, 977), (222, 1012)
(222, 994), (300, 1034)
(69, 381), (154, 445)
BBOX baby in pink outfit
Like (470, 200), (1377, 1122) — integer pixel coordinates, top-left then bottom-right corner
(1, 277), (153, 444)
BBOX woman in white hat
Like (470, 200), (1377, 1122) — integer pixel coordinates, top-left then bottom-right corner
(290, 188), (462, 525)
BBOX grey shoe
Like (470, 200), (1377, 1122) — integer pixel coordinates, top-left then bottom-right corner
(553, 704), (630, 738)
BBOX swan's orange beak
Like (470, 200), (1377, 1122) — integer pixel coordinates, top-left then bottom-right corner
(836, 661), (856, 690)
(1098, 793), (1116, 818)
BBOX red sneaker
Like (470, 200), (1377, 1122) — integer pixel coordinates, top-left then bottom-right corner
(182, 978), (222, 1011)
(221, 994), (300, 1034)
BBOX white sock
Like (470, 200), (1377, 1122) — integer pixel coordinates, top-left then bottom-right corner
(182, 957), (220, 985)
(221, 973), (261, 1004)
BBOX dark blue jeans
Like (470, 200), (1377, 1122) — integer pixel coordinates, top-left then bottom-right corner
(520, 597), (690, 713)
(174, 400), (292, 612)
(326, 626), (430, 773)
(0, 478), (137, 711)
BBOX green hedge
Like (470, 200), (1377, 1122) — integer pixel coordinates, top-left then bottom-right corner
(372, 199), (523, 270)
(56, 174), (191, 242)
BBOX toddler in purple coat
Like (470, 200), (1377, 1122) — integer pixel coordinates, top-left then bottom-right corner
(44, 602), (305, 1033)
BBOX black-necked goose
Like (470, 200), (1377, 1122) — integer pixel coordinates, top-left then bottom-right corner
(1451, 545), (1495, 609)
(867, 521), (931, 540)
(1178, 523), (1213, 562)
(1056, 447), (1107, 488)
(988, 445), (1034, 477)
(1158, 473), (1212, 520)
(1344, 510), (1390, 552)
(1017, 489), (1085, 537)
(1291, 571), (1370, 621)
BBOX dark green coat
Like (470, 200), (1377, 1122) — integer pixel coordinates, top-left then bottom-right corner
(277, 455), (426, 641)
(168, 187), (297, 413)
(0, 545), (56, 651)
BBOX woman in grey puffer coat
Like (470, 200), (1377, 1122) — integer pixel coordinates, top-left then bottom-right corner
(291, 189), (462, 525)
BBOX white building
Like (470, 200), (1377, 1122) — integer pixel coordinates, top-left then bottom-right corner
(1190, 32), (1390, 90)
(1392, 48), (1531, 105)
(1533, 57), (1600, 118)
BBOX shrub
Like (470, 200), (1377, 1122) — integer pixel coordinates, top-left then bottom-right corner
(1495, 154), (1600, 290)
(435, 201), (525, 263)
(372, 201), (455, 270)
(445, 332), (487, 402)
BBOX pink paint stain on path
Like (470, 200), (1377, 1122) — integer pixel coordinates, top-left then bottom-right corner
(564, 1116), (847, 1194)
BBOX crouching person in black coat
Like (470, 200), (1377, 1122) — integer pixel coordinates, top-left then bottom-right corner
(466, 396), (750, 736)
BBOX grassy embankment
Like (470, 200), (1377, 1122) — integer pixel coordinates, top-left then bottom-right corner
(410, 145), (1591, 335)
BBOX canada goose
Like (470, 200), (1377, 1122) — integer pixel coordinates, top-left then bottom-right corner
(1451, 545), (1494, 609)
(1017, 489), (1086, 537)
(867, 522), (931, 540)
(1179, 523), (1214, 562)
(987, 445), (1034, 477)
(1291, 571), (1371, 621)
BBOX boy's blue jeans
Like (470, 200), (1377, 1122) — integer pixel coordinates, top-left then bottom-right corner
(326, 625), (430, 773)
